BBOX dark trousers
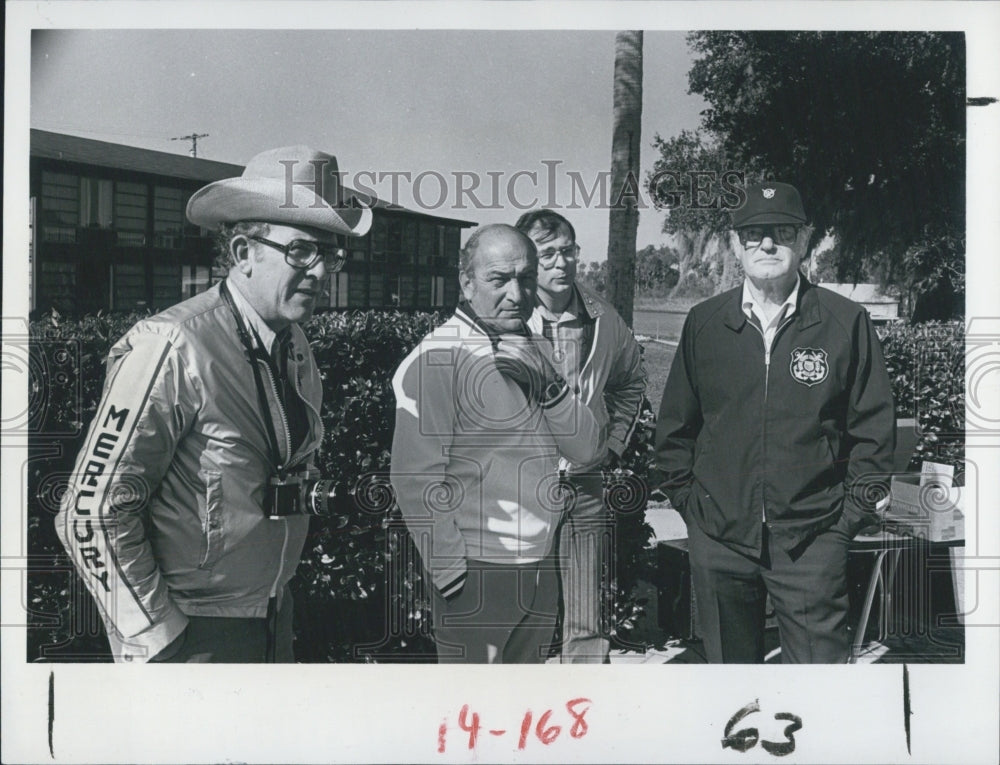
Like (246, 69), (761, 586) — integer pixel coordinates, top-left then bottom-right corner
(431, 558), (559, 664)
(687, 519), (851, 663)
(151, 591), (295, 663)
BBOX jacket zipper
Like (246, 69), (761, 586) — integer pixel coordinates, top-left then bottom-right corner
(747, 314), (795, 523)
(260, 359), (292, 470)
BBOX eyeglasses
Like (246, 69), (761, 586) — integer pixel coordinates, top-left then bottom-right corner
(249, 235), (347, 272)
(737, 225), (799, 246)
(537, 243), (579, 268)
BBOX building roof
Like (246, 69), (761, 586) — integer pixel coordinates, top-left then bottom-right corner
(31, 129), (244, 183)
(30, 129), (476, 227)
(818, 282), (900, 304)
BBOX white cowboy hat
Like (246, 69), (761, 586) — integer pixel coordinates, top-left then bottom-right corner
(186, 145), (372, 236)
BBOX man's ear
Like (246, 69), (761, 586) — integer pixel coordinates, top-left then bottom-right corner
(796, 224), (815, 262)
(458, 269), (474, 302)
(231, 236), (252, 275)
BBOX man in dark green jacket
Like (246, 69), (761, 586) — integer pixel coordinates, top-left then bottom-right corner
(654, 182), (895, 663)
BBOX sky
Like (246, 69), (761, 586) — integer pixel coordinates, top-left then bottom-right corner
(30, 29), (706, 264)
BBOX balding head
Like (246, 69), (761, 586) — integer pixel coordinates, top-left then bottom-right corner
(460, 223), (537, 276)
(458, 224), (538, 332)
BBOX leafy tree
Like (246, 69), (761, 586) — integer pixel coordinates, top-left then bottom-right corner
(579, 260), (608, 294)
(607, 31), (643, 327)
(646, 130), (752, 297)
(685, 31), (965, 317)
(635, 244), (680, 292)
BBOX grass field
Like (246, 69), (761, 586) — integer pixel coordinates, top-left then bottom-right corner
(638, 339), (677, 411)
(633, 310), (687, 342)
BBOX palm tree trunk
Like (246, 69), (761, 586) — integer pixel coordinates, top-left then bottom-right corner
(606, 31), (643, 328)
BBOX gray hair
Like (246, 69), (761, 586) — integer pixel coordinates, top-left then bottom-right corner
(212, 221), (270, 269)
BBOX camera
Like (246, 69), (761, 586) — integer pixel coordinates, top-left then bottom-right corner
(265, 472), (341, 519)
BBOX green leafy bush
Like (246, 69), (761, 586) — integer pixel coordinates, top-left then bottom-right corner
(877, 320), (964, 474)
(26, 310), (962, 661)
(25, 309), (655, 661)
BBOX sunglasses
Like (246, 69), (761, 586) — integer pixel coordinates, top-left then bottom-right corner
(736, 225), (800, 246)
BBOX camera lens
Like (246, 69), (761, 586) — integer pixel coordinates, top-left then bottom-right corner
(305, 479), (347, 526)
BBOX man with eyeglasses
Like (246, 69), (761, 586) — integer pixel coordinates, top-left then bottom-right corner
(653, 182), (895, 663)
(515, 210), (646, 663)
(56, 146), (370, 662)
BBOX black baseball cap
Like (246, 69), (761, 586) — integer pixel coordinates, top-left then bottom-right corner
(731, 182), (807, 228)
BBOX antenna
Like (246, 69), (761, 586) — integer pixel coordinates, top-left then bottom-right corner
(171, 133), (210, 158)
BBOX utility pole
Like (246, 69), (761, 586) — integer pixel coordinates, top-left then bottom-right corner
(171, 133), (210, 158)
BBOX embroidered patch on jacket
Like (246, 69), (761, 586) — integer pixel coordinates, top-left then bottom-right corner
(789, 348), (829, 386)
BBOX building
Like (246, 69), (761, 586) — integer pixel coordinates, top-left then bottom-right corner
(817, 282), (901, 322)
(29, 130), (474, 315)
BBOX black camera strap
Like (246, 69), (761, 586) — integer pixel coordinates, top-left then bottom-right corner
(219, 280), (287, 479)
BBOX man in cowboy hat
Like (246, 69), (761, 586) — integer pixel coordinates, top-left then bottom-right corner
(55, 146), (371, 663)
(654, 181), (895, 663)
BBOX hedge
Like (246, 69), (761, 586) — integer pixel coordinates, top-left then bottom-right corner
(23, 311), (964, 662)
(877, 320), (965, 474)
(24, 308), (653, 661)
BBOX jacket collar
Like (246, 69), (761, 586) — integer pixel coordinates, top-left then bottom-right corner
(224, 276), (290, 357)
(453, 303), (484, 337)
(572, 282), (607, 320)
(723, 275), (822, 332)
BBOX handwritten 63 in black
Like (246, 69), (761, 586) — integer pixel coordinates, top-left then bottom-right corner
(722, 699), (803, 756)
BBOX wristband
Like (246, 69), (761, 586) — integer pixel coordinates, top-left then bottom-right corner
(540, 375), (569, 408)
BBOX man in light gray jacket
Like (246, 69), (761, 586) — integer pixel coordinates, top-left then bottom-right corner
(55, 145), (370, 662)
(391, 224), (606, 663)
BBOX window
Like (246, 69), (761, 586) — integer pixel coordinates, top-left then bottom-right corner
(371, 216), (387, 251)
(444, 227), (461, 266)
(38, 261), (76, 313)
(387, 218), (402, 251)
(154, 186), (185, 248)
(328, 272), (350, 308)
(444, 277), (458, 306)
(40, 171), (79, 242)
(402, 220), (418, 253)
(419, 223), (439, 258)
(397, 275), (415, 308)
(431, 275), (446, 308)
(181, 265), (211, 299)
(349, 271), (368, 307)
(111, 263), (147, 310)
(115, 182), (148, 246)
(79, 178), (113, 228)
(152, 263), (181, 309)
(417, 274), (431, 307)
(368, 273), (387, 307)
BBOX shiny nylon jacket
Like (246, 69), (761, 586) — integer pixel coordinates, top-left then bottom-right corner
(54, 282), (323, 662)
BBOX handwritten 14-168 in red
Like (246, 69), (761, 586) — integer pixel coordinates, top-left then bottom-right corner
(438, 698), (592, 752)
